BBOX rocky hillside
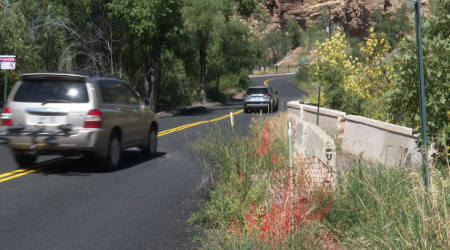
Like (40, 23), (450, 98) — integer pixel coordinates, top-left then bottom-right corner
(264, 0), (432, 36)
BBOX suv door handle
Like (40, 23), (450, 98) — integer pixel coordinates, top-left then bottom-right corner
(116, 108), (121, 112)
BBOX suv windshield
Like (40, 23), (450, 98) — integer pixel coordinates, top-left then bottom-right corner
(246, 88), (268, 94)
(13, 80), (89, 103)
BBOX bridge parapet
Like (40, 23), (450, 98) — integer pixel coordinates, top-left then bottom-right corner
(288, 101), (422, 168)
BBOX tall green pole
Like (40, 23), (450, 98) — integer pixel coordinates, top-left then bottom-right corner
(316, 85), (321, 125)
(415, 1), (430, 190)
(288, 121), (294, 231)
(4, 70), (8, 108)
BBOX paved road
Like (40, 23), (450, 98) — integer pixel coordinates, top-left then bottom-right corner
(0, 74), (302, 249)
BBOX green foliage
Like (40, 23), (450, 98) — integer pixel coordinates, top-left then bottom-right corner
(0, 0), (261, 109)
(286, 18), (301, 49)
(158, 50), (200, 110)
(387, 0), (450, 142)
(263, 29), (288, 65)
(370, 4), (413, 48)
(304, 22), (327, 51)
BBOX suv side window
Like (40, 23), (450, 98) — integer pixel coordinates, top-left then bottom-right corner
(98, 81), (129, 105)
(122, 84), (140, 105)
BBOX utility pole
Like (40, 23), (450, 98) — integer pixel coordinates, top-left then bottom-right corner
(328, 5), (332, 41)
(407, 0), (429, 190)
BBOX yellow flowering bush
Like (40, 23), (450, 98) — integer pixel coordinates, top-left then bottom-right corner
(311, 28), (395, 116)
(344, 28), (396, 99)
(312, 29), (350, 85)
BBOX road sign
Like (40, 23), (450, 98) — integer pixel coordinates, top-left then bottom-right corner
(407, 0), (415, 8)
(1, 62), (15, 70)
(0, 55), (16, 70)
(299, 57), (308, 64)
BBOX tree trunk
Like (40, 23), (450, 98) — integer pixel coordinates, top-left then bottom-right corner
(149, 40), (160, 112)
(141, 40), (161, 112)
(199, 30), (208, 103)
(217, 76), (220, 98)
(142, 52), (150, 99)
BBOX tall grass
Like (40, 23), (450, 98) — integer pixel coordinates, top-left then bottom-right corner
(188, 112), (298, 245)
(189, 111), (450, 249)
(328, 161), (450, 249)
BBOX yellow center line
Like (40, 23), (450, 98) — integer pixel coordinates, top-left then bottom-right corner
(0, 158), (72, 183)
(263, 75), (292, 86)
(158, 109), (243, 137)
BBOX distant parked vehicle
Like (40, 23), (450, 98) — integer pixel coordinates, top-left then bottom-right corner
(0, 72), (158, 170)
(244, 85), (278, 113)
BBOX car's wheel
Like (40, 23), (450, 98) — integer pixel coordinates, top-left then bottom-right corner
(244, 105), (249, 113)
(141, 126), (157, 158)
(101, 132), (121, 171)
(14, 154), (37, 168)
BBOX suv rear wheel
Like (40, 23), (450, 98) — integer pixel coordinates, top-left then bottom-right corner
(14, 154), (37, 168)
(101, 132), (121, 171)
(141, 126), (157, 158)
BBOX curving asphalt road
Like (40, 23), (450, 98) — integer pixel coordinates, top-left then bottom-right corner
(0, 74), (303, 249)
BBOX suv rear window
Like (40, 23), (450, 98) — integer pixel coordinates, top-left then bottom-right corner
(13, 80), (89, 103)
(246, 88), (268, 94)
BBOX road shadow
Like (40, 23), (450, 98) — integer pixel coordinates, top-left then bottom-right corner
(177, 106), (212, 116)
(26, 150), (167, 176)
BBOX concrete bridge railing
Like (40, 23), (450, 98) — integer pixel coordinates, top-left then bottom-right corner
(288, 101), (422, 168)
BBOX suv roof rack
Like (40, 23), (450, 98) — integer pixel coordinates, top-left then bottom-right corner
(21, 72), (121, 79)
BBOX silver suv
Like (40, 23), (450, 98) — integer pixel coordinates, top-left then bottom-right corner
(0, 73), (158, 170)
(244, 86), (278, 113)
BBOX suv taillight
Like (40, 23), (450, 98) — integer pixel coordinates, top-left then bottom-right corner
(84, 109), (102, 128)
(263, 93), (271, 96)
(1, 107), (13, 126)
(244, 94), (251, 97)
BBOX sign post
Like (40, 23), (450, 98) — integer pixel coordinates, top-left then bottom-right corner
(408, 0), (430, 190)
(1, 55), (16, 107)
(150, 75), (155, 110)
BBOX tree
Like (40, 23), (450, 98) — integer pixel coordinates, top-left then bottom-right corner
(370, 4), (412, 49)
(311, 29), (349, 110)
(108, 0), (183, 111)
(184, 0), (259, 103)
(183, 0), (225, 103)
(344, 28), (395, 101)
(207, 18), (254, 99)
(388, 0), (450, 138)
(264, 28), (288, 65)
(286, 18), (301, 49)
(312, 28), (394, 117)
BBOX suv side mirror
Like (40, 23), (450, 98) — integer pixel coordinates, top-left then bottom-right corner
(144, 98), (150, 106)
(275, 91), (278, 94)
